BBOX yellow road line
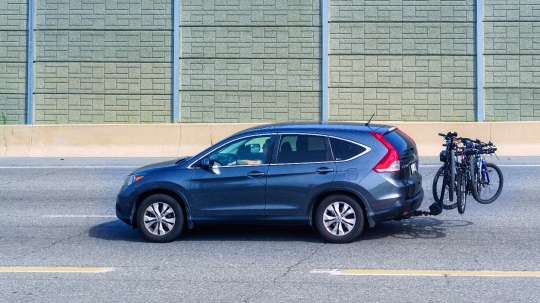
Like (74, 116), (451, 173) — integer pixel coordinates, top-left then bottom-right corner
(339, 269), (540, 277)
(0, 267), (113, 273)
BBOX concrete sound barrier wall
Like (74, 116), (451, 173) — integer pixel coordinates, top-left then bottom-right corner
(1, 122), (539, 157)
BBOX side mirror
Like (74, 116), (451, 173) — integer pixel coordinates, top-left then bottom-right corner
(201, 157), (210, 170)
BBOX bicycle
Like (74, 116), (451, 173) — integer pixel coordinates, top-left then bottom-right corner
(431, 132), (459, 214)
(453, 137), (504, 214)
(469, 140), (504, 204)
(455, 138), (476, 214)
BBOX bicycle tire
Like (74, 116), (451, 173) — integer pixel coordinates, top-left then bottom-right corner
(432, 166), (457, 209)
(448, 149), (455, 202)
(469, 155), (476, 187)
(457, 168), (467, 214)
(472, 162), (503, 204)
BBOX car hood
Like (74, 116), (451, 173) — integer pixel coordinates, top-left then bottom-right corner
(130, 156), (191, 175)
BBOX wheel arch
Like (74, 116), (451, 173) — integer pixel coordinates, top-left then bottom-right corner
(132, 188), (193, 229)
(309, 190), (375, 229)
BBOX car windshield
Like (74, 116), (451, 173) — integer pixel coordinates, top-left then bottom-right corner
(209, 135), (273, 166)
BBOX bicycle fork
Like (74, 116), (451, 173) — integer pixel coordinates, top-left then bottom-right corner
(482, 160), (491, 184)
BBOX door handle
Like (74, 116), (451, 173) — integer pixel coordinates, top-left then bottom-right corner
(316, 167), (335, 174)
(247, 171), (266, 177)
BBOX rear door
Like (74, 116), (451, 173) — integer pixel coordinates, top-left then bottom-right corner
(383, 129), (422, 198)
(265, 134), (336, 221)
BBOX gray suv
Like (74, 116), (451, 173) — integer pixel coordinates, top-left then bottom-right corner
(116, 122), (423, 243)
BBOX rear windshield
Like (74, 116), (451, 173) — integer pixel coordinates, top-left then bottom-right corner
(383, 129), (416, 157)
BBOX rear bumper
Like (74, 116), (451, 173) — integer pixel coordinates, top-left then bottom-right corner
(371, 188), (424, 223)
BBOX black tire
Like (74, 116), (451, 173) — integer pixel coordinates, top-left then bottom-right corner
(448, 149), (455, 202)
(432, 166), (457, 210)
(471, 162), (503, 204)
(469, 155), (477, 189)
(315, 195), (364, 243)
(457, 169), (467, 214)
(136, 194), (184, 243)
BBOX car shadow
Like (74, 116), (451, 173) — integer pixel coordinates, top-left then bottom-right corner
(89, 217), (473, 243)
(88, 220), (146, 243)
(180, 225), (324, 243)
(88, 220), (323, 243)
(362, 217), (474, 241)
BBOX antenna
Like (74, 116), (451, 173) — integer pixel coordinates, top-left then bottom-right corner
(365, 113), (375, 127)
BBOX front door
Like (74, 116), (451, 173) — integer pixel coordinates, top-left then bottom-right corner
(190, 134), (275, 223)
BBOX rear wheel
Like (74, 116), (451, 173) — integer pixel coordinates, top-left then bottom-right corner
(432, 166), (457, 209)
(472, 162), (503, 204)
(136, 194), (184, 243)
(315, 195), (364, 243)
(457, 169), (467, 214)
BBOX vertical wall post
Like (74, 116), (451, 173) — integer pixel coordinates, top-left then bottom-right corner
(26, 0), (35, 125)
(321, 0), (329, 122)
(172, 0), (180, 123)
(476, 0), (484, 122)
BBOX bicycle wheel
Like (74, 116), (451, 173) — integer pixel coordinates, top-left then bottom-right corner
(448, 149), (455, 202)
(457, 168), (467, 214)
(472, 162), (503, 204)
(432, 166), (457, 209)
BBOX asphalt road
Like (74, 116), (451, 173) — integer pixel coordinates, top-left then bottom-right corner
(1, 157), (539, 302)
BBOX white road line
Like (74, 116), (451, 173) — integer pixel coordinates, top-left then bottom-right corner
(0, 267), (114, 273)
(0, 166), (139, 169)
(311, 269), (540, 277)
(495, 165), (540, 167)
(420, 164), (540, 167)
(41, 215), (117, 218)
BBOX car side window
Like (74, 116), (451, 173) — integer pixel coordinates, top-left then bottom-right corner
(329, 137), (367, 161)
(208, 135), (273, 166)
(276, 134), (329, 164)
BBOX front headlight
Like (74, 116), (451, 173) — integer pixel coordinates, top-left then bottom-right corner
(124, 174), (145, 187)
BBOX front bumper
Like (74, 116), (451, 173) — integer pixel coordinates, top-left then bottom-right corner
(116, 188), (135, 226)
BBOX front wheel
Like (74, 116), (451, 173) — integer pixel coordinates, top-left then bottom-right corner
(315, 195), (364, 243)
(472, 162), (503, 204)
(457, 169), (467, 214)
(136, 194), (184, 243)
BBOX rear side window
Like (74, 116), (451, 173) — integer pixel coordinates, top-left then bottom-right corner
(276, 134), (330, 164)
(383, 129), (416, 157)
(329, 137), (367, 161)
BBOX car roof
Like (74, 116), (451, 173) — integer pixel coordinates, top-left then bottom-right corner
(240, 122), (395, 135)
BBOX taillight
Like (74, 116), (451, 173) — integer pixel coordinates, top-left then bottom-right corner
(371, 132), (400, 173)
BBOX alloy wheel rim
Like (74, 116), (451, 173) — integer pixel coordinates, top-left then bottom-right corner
(323, 202), (356, 236)
(143, 202), (176, 236)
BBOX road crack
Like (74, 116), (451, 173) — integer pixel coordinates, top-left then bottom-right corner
(244, 243), (327, 302)
(273, 243), (326, 282)
(11, 228), (89, 261)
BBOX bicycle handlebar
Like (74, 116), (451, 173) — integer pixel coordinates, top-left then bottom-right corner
(438, 132), (458, 138)
(438, 131), (497, 155)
